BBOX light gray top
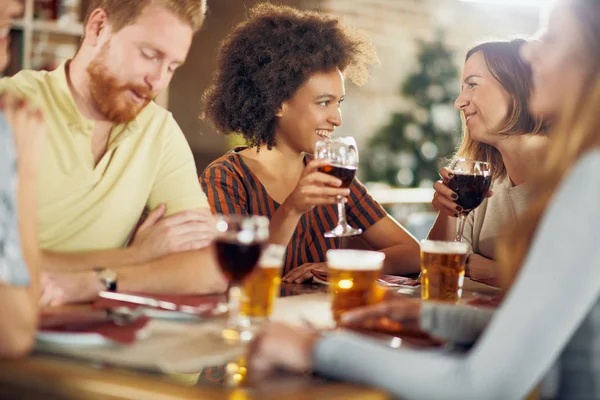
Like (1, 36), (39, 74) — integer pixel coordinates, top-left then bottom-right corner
(314, 150), (600, 400)
(0, 112), (29, 286)
(462, 173), (529, 260)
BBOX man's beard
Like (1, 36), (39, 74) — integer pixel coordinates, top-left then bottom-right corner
(87, 44), (154, 124)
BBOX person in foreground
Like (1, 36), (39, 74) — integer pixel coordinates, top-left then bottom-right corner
(248, 0), (600, 398)
(0, 0), (45, 357)
(427, 39), (546, 286)
(1, 0), (227, 306)
(200, 3), (420, 283)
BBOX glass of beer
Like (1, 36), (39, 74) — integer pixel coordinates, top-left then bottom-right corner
(315, 136), (361, 238)
(215, 214), (269, 342)
(241, 244), (286, 321)
(448, 159), (492, 242)
(420, 240), (469, 303)
(326, 249), (385, 324)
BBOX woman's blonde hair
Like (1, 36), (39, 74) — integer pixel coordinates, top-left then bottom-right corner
(497, 0), (600, 289)
(454, 39), (546, 181)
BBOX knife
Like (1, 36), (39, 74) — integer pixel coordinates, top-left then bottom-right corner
(98, 291), (217, 315)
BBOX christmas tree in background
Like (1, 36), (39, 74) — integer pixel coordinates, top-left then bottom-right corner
(365, 34), (462, 188)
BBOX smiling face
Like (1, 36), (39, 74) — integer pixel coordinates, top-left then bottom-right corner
(275, 68), (345, 154)
(520, 3), (590, 121)
(0, 0), (23, 72)
(454, 51), (513, 145)
(86, 3), (193, 123)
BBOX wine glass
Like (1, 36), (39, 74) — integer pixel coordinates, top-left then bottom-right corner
(447, 159), (492, 242)
(215, 214), (269, 342)
(315, 136), (361, 238)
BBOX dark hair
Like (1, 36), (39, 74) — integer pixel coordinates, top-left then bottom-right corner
(202, 2), (377, 150)
(456, 39), (545, 181)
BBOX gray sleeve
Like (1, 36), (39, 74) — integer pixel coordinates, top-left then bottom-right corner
(0, 113), (29, 286)
(420, 302), (494, 345)
(313, 151), (600, 400)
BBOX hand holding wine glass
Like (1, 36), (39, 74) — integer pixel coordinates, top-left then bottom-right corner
(440, 159), (492, 242)
(432, 167), (493, 218)
(314, 136), (361, 238)
(281, 159), (351, 216)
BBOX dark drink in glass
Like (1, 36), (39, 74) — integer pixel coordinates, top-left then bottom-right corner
(319, 164), (357, 188)
(448, 174), (492, 211)
(215, 239), (263, 282)
(314, 136), (362, 238)
(447, 159), (492, 242)
(214, 214), (269, 342)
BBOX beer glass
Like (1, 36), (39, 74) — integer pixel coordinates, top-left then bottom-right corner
(215, 214), (269, 342)
(326, 249), (385, 324)
(448, 158), (492, 242)
(315, 137), (361, 238)
(420, 240), (469, 302)
(241, 244), (286, 321)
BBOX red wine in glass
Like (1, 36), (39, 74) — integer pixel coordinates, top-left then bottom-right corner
(448, 159), (492, 242)
(448, 174), (492, 211)
(215, 239), (263, 282)
(318, 164), (357, 188)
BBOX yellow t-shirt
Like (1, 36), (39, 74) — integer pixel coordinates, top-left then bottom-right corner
(1, 63), (208, 252)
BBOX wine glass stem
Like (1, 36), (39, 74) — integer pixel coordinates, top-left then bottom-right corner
(455, 213), (467, 242)
(336, 196), (349, 227)
(227, 283), (243, 330)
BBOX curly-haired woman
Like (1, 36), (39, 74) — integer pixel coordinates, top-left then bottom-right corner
(200, 3), (420, 283)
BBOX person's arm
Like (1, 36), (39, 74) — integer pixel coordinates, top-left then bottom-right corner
(0, 285), (37, 358)
(345, 180), (420, 275)
(359, 217), (420, 274)
(466, 254), (499, 286)
(341, 298), (495, 345)
(0, 100), (44, 358)
(313, 152), (600, 399)
(427, 212), (457, 241)
(39, 247), (227, 306)
(419, 302), (495, 344)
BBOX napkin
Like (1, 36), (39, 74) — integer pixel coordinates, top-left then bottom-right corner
(311, 270), (419, 287)
(39, 310), (150, 345)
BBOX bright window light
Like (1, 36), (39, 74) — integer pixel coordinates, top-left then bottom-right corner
(459, 0), (547, 7)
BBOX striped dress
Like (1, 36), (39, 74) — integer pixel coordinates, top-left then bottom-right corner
(200, 150), (387, 275)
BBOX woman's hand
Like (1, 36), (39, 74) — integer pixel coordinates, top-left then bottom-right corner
(282, 262), (326, 284)
(281, 159), (350, 216)
(340, 298), (423, 328)
(432, 167), (493, 217)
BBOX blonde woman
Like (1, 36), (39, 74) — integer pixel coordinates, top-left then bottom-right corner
(248, 0), (600, 398)
(428, 39), (546, 285)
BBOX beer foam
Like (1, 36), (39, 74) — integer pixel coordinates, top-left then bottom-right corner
(326, 250), (385, 270)
(259, 244), (286, 268)
(420, 240), (469, 254)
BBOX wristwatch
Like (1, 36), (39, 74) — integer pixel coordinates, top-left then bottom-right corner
(94, 268), (118, 292)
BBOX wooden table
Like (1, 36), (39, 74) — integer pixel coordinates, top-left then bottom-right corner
(0, 280), (498, 400)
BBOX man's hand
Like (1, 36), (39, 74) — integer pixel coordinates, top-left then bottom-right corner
(39, 271), (104, 307)
(282, 262), (326, 284)
(130, 205), (217, 263)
